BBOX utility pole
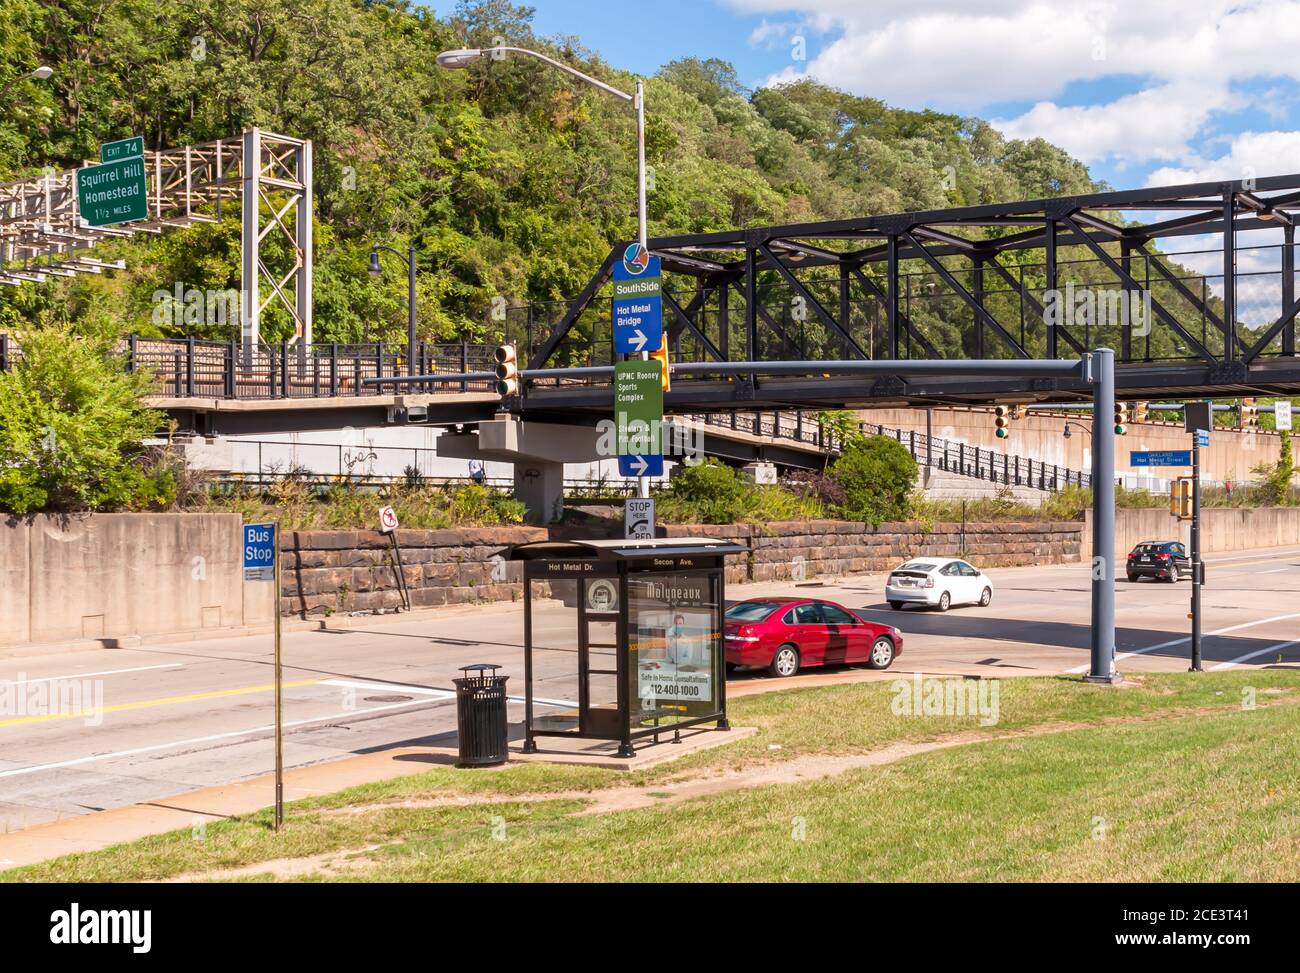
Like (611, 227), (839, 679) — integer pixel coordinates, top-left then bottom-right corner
(1184, 401), (1212, 672)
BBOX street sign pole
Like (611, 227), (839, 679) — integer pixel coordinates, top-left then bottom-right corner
(1190, 435), (1203, 672)
(1085, 348), (1119, 684)
(273, 521), (284, 830)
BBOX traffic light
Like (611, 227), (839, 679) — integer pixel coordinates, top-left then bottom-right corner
(494, 343), (519, 396)
(1241, 397), (1259, 428)
(1114, 401), (1129, 435)
(648, 341), (670, 392)
(1170, 477), (1193, 519)
(1134, 400), (1149, 423)
(994, 405), (1011, 439)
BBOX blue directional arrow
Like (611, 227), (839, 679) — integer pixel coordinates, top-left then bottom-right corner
(619, 453), (664, 477)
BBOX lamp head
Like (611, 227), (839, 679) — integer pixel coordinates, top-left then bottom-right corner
(368, 249), (381, 278)
(30, 66), (53, 81)
(436, 49), (484, 69)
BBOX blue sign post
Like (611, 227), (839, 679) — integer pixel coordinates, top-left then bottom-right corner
(612, 247), (663, 354)
(243, 521), (285, 830)
(243, 523), (276, 581)
(1130, 450), (1192, 467)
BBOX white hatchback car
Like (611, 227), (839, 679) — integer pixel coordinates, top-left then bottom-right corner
(885, 558), (994, 611)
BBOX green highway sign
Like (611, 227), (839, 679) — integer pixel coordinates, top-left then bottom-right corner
(76, 157), (149, 227)
(100, 135), (144, 163)
(615, 359), (664, 477)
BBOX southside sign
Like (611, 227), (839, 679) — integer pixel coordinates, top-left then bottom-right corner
(612, 244), (663, 354)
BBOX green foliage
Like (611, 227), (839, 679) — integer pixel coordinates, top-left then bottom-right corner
(827, 435), (918, 526)
(656, 460), (824, 525)
(0, 1), (1134, 348)
(0, 321), (164, 513)
(202, 478), (526, 530)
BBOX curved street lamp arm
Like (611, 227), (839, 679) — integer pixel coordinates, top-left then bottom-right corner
(487, 47), (634, 104)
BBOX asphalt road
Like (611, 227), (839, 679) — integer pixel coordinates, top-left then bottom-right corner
(1, 544), (1297, 836)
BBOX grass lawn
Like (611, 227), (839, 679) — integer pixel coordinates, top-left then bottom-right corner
(4, 671), (1298, 882)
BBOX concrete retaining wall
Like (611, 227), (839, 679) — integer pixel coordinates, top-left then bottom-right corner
(1083, 506), (1300, 559)
(0, 513), (267, 647)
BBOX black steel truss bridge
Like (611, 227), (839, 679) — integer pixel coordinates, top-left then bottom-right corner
(506, 172), (1300, 418)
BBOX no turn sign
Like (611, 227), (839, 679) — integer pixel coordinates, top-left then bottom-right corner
(378, 505), (400, 533)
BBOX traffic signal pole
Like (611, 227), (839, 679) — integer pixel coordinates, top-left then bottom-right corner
(1085, 348), (1120, 684)
(1190, 432), (1203, 671)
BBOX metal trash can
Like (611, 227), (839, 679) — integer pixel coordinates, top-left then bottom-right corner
(453, 663), (509, 767)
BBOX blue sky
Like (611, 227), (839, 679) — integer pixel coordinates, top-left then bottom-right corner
(424, 1), (1300, 193)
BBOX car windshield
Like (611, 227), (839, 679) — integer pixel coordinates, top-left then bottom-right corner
(897, 561), (936, 572)
(725, 602), (781, 622)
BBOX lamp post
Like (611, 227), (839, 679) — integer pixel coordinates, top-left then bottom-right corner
(369, 243), (419, 375)
(437, 45), (650, 496)
(0, 65), (53, 102)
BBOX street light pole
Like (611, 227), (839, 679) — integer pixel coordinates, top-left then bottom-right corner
(369, 244), (419, 379)
(437, 45), (653, 498)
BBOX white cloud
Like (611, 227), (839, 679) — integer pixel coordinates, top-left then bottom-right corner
(726, 0), (1300, 170)
(1146, 130), (1300, 185)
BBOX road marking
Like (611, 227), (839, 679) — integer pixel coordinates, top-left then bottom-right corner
(1205, 548), (1300, 564)
(510, 694), (580, 708)
(1254, 567), (1290, 575)
(0, 663), (183, 687)
(322, 679), (454, 699)
(1209, 637), (1300, 670)
(1065, 612), (1300, 673)
(0, 696), (438, 780)
(0, 679), (321, 728)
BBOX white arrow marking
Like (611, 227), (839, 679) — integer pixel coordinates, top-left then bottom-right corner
(630, 455), (649, 475)
(630, 329), (648, 351)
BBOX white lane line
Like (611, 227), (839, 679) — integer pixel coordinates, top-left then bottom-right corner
(1065, 612), (1300, 673)
(1254, 567), (1289, 575)
(322, 679), (454, 699)
(0, 663), (183, 687)
(0, 696), (435, 781)
(324, 678), (576, 708)
(1209, 637), (1300, 670)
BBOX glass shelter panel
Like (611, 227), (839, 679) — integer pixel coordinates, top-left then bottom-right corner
(627, 571), (722, 729)
(528, 577), (580, 734)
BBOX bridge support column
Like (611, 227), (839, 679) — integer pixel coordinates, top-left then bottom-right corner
(514, 461), (566, 526)
(1085, 347), (1120, 684)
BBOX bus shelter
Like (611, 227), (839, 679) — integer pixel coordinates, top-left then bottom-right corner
(509, 537), (744, 758)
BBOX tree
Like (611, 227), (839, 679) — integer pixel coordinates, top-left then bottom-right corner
(828, 435), (918, 526)
(0, 322), (165, 513)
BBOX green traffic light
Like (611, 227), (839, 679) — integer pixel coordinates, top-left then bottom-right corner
(1115, 424), (1126, 435)
(995, 428), (1009, 439)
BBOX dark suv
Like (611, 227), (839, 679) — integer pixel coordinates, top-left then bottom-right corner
(1126, 540), (1191, 582)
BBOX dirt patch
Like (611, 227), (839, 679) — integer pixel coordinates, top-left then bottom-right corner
(165, 843), (395, 883)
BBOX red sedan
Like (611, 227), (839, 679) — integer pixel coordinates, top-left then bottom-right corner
(724, 597), (902, 677)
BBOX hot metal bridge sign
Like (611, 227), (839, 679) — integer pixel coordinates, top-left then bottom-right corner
(612, 246), (663, 354)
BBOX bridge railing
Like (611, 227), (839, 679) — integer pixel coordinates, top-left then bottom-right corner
(0, 334), (501, 399)
(861, 421), (1091, 492)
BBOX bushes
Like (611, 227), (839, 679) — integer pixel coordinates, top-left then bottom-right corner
(201, 478), (527, 530)
(656, 460), (825, 524)
(827, 435), (918, 526)
(0, 322), (166, 514)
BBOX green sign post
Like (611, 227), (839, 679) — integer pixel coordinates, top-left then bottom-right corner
(76, 156), (149, 227)
(100, 135), (144, 163)
(615, 359), (664, 477)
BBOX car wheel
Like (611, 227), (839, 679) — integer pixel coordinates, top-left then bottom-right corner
(769, 644), (800, 678)
(725, 661), (739, 675)
(937, 591), (951, 612)
(979, 586), (992, 607)
(889, 600), (904, 610)
(867, 636), (895, 670)
(1168, 564), (1179, 583)
(1127, 573), (1139, 583)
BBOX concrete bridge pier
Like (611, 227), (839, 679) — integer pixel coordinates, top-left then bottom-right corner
(436, 416), (603, 524)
